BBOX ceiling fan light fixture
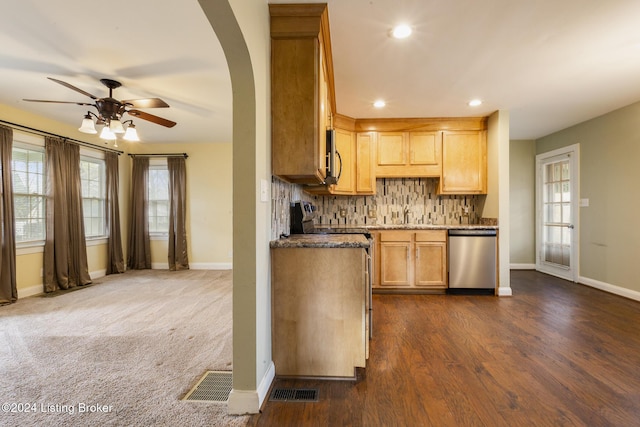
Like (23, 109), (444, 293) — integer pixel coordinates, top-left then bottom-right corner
(123, 122), (140, 142)
(78, 113), (97, 134)
(100, 126), (116, 140)
(109, 118), (125, 134)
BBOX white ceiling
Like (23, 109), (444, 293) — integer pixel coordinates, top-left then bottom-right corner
(2, 0), (640, 144)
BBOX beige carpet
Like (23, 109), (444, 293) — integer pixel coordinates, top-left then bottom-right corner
(0, 269), (249, 426)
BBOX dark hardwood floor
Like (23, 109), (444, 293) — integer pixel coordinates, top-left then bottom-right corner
(248, 270), (640, 426)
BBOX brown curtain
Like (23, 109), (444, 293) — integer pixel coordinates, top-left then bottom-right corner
(127, 156), (150, 269)
(168, 157), (189, 270)
(0, 125), (17, 305)
(44, 137), (92, 292)
(105, 151), (124, 274)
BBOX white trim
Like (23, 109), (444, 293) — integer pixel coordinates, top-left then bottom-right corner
(227, 361), (275, 415)
(16, 269), (105, 299)
(190, 262), (232, 270)
(17, 284), (43, 299)
(16, 244), (44, 255)
(151, 262), (232, 270)
(90, 269), (106, 280)
(151, 262), (170, 270)
(86, 238), (108, 247)
(510, 263), (536, 270)
(257, 361), (275, 408)
(579, 276), (640, 303)
(497, 286), (513, 296)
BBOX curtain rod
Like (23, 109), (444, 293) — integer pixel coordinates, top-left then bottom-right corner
(0, 119), (124, 155)
(128, 153), (188, 158)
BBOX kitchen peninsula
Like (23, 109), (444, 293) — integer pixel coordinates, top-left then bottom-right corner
(270, 234), (370, 378)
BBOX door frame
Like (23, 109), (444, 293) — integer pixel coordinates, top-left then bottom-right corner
(535, 144), (580, 282)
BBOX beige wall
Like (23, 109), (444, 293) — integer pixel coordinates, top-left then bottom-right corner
(130, 142), (233, 268)
(536, 100), (640, 293)
(509, 140), (536, 266)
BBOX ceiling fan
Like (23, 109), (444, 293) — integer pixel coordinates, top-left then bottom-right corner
(23, 77), (176, 143)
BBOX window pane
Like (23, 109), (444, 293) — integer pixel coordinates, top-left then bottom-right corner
(12, 145), (46, 243)
(80, 157), (106, 238)
(148, 167), (169, 234)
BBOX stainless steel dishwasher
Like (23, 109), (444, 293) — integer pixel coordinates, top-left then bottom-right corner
(448, 229), (497, 294)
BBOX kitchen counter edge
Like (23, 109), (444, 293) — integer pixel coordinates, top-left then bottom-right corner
(270, 234), (371, 249)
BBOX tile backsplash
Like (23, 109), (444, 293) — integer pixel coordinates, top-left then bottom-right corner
(272, 177), (484, 239)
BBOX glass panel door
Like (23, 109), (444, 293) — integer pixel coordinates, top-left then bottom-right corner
(536, 145), (579, 281)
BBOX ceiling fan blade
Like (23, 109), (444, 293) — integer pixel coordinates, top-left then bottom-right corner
(48, 77), (98, 100)
(23, 99), (95, 106)
(121, 98), (170, 108)
(127, 109), (176, 128)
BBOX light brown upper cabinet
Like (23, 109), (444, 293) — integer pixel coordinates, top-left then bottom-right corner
(376, 131), (442, 178)
(439, 130), (487, 194)
(270, 4), (335, 184)
(330, 128), (355, 194)
(307, 122), (376, 196)
(355, 132), (376, 194)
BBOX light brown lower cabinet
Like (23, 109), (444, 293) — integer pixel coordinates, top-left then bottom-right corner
(271, 247), (368, 378)
(374, 230), (447, 291)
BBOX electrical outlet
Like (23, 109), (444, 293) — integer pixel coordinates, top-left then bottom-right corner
(339, 208), (347, 218)
(368, 208), (377, 218)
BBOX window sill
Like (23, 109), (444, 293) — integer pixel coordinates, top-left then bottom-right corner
(16, 242), (45, 256)
(16, 237), (108, 256)
(86, 237), (108, 247)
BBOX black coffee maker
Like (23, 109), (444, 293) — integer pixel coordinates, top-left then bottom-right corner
(290, 201), (316, 234)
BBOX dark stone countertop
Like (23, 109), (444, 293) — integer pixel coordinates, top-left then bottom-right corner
(270, 233), (370, 249)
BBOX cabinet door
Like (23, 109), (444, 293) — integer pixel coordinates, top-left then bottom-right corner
(379, 242), (411, 287)
(414, 242), (447, 288)
(377, 132), (406, 166)
(409, 131), (441, 166)
(318, 45), (329, 177)
(334, 128), (355, 193)
(441, 130), (487, 194)
(356, 132), (376, 194)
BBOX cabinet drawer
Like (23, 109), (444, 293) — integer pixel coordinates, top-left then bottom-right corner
(379, 231), (412, 242)
(415, 230), (447, 242)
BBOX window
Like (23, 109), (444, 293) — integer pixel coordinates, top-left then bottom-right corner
(80, 156), (106, 238)
(12, 144), (46, 243)
(148, 163), (169, 234)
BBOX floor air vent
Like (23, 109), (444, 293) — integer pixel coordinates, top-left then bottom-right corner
(183, 371), (232, 402)
(269, 388), (319, 402)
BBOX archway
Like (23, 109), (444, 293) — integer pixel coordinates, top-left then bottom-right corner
(198, 0), (273, 414)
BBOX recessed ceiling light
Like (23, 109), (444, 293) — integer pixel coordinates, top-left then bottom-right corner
(468, 99), (482, 107)
(390, 24), (412, 39)
(373, 100), (386, 108)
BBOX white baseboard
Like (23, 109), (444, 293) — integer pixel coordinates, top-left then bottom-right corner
(227, 361), (275, 415)
(90, 269), (106, 280)
(190, 262), (232, 270)
(17, 268), (105, 299)
(18, 284), (43, 299)
(151, 262), (169, 270)
(151, 262), (232, 270)
(497, 286), (513, 296)
(257, 362), (275, 408)
(510, 263), (535, 270)
(579, 276), (640, 303)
